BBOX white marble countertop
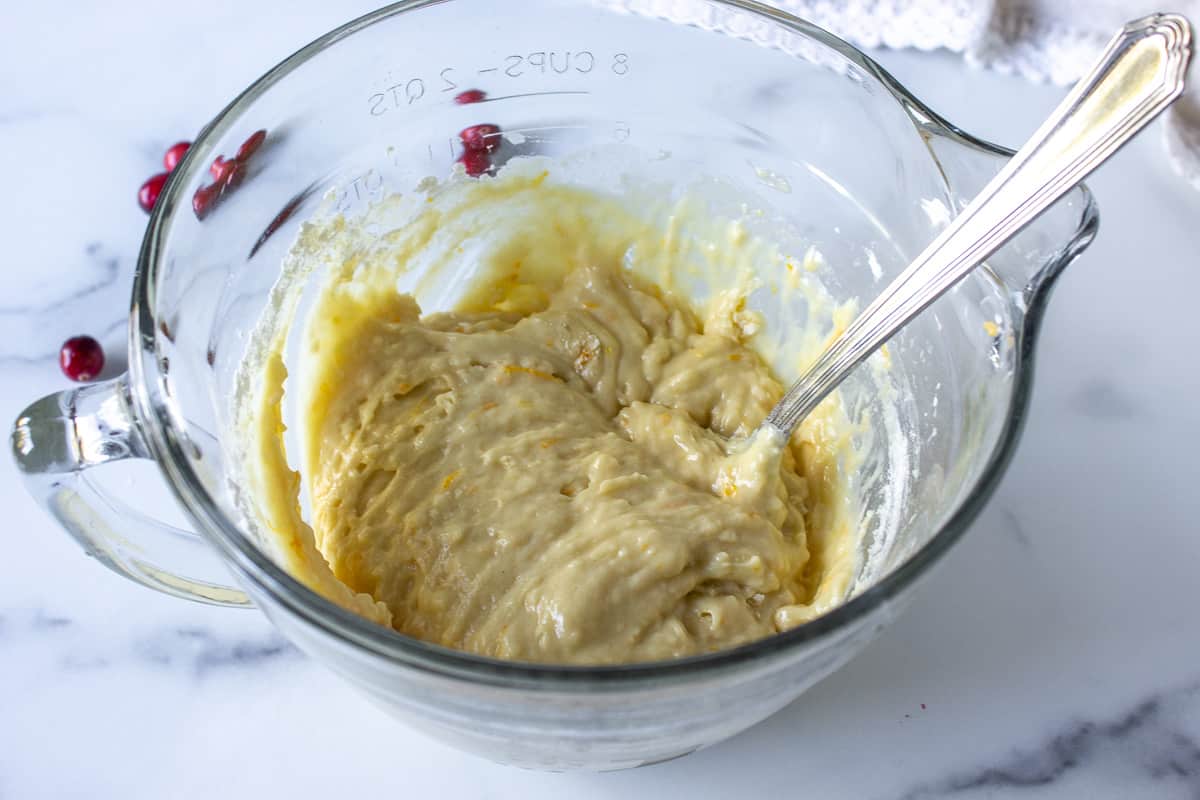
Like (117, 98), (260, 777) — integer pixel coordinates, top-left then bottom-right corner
(3, 2), (1199, 797)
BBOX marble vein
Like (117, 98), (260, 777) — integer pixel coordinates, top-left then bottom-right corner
(0, 240), (130, 365)
(892, 681), (1200, 799)
(998, 507), (1033, 549)
(0, 316), (127, 367)
(0, 107), (70, 126)
(1067, 377), (1139, 421)
(133, 626), (301, 677)
(0, 242), (122, 316)
(1, 608), (300, 679)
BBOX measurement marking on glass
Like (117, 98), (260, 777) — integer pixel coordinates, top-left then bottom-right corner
(485, 90), (592, 102)
(367, 50), (628, 117)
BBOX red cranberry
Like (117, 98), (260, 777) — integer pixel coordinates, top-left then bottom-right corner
(457, 149), (491, 177)
(193, 183), (221, 219)
(210, 156), (229, 180)
(454, 89), (487, 105)
(163, 141), (191, 171)
(218, 158), (247, 188)
(193, 129), (267, 219)
(459, 123), (501, 153)
(236, 129), (267, 161)
(138, 172), (170, 213)
(250, 192), (306, 257)
(210, 156), (241, 186)
(59, 336), (105, 382)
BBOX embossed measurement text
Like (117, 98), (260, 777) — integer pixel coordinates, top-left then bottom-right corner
(368, 50), (630, 117)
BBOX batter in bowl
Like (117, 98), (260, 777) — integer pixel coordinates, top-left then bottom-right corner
(242, 162), (858, 664)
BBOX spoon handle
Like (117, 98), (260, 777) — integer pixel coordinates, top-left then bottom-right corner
(763, 13), (1192, 436)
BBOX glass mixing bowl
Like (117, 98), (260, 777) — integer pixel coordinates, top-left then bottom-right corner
(11, 0), (1096, 771)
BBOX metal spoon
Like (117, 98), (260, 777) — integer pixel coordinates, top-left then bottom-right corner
(757, 13), (1192, 445)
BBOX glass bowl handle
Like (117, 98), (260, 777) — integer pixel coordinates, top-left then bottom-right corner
(10, 374), (251, 607)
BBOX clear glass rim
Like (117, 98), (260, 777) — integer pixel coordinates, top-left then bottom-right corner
(130, 0), (1099, 688)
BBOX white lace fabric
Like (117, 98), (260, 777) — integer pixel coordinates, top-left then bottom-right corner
(773, 0), (1200, 189)
(604, 0), (1197, 185)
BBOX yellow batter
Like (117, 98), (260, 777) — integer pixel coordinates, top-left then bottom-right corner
(243, 164), (857, 664)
